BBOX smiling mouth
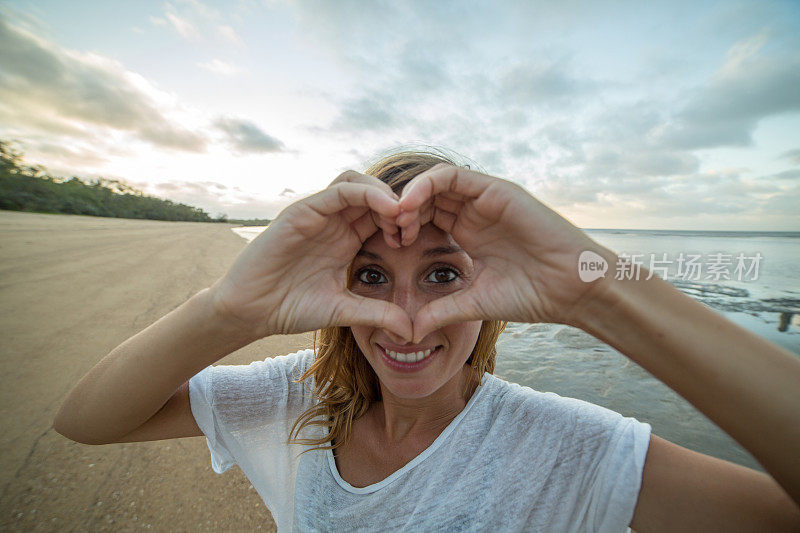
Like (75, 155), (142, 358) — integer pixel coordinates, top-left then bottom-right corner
(377, 344), (442, 364)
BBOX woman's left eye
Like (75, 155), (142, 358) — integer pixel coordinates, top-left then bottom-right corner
(426, 268), (458, 283)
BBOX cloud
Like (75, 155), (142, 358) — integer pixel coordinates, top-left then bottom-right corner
(214, 117), (285, 153)
(395, 43), (453, 93)
(583, 148), (700, 178)
(144, 179), (293, 219)
(531, 163), (792, 224)
(779, 148), (800, 165)
(332, 96), (400, 132)
(216, 25), (244, 47)
(769, 169), (800, 180)
(197, 59), (240, 76)
(493, 58), (594, 107)
(164, 11), (200, 40)
(656, 35), (800, 150)
(508, 141), (537, 159)
(25, 141), (110, 168)
(0, 16), (206, 152)
(151, 1), (245, 47)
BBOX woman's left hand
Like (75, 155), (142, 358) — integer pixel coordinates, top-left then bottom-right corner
(396, 164), (617, 341)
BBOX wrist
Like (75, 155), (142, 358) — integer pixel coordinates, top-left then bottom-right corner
(570, 265), (684, 361)
(198, 285), (267, 346)
(563, 246), (625, 328)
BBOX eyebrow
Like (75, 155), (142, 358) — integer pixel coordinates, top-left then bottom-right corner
(355, 250), (382, 260)
(422, 246), (465, 259)
(355, 245), (465, 261)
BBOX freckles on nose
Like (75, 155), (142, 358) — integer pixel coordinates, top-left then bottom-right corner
(391, 286), (428, 316)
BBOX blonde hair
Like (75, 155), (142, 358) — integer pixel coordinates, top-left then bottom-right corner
(288, 148), (507, 451)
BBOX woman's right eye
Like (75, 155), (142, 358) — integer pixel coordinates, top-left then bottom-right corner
(357, 269), (387, 285)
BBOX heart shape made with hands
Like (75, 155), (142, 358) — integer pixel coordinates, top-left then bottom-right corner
(219, 166), (601, 345)
(363, 171), (496, 343)
(341, 163), (604, 344)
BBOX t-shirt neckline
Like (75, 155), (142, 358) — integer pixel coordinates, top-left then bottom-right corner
(326, 373), (491, 494)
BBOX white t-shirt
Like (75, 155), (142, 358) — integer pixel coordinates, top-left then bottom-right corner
(189, 349), (651, 532)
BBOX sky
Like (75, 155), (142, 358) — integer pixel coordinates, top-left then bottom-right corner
(0, 0), (799, 229)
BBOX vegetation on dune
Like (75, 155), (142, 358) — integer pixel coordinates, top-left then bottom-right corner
(225, 218), (273, 226)
(0, 140), (270, 224)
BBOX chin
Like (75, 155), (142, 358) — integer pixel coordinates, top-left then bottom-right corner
(379, 377), (444, 399)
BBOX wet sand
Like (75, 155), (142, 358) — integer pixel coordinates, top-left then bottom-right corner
(0, 210), (313, 532)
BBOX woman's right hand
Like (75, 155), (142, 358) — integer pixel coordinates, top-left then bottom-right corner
(208, 175), (413, 342)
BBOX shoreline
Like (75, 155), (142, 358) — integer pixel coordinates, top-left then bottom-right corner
(0, 210), (312, 531)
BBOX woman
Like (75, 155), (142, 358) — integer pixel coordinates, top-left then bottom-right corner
(54, 150), (800, 531)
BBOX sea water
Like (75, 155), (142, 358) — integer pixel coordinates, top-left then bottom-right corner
(232, 226), (800, 470)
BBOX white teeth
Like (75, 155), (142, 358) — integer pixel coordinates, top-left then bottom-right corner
(385, 347), (433, 363)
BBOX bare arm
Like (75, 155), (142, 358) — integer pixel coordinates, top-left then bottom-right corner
(574, 273), (800, 528)
(631, 434), (800, 531)
(53, 289), (253, 444)
(394, 164), (800, 528)
(54, 180), (410, 445)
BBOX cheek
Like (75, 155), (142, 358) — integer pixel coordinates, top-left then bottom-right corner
(350, 325), (374, 354)
(442, 321), (482, 360)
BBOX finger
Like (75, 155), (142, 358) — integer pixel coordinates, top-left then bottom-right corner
(433, 194), (463, 214)
(344, 206), (399, 246)
(329, 170), (399, 201)
(438, 191), (469, 202)
(431, 207), (457, 233)
(411, 290), (483, 343)
(396, 207), (421, 228)
(350, 210), (380, 243)
(366, 210), (400, 248)
(398, 208), (423, 246)
(399, 165), (490, 213)
(341, 205), (369, 224)
(337, 294), (413, 342)
(308, 183), (399, 219)
(382, 230), (401, 249)
(371, 210), (399, 238)
(399, 203), (435, 246)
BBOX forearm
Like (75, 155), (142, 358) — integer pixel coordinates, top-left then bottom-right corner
(574, 273), (800, 504)
(54, 288), (256, 444)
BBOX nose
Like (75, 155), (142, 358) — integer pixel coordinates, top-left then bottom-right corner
(382, 284), (427, 345)
(390, 284), (426, 318)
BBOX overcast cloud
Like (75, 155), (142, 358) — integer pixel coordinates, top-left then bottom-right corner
(0, 0), (797, 228)
(0, 16), (206, 152)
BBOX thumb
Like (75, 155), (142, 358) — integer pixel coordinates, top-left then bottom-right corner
(335, 294), (413, 342)
(411, 290), (483, 343)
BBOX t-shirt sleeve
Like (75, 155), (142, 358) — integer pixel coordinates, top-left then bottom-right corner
(187, 349), (316, 474)
(584, 414), (651, 532)
(188, 363), (236, 472)
(498, 382), (651, 532)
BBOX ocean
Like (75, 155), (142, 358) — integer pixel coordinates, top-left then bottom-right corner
(232, 226), (800, 471)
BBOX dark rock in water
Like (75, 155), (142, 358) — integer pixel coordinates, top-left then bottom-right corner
(762, 298), (800, 313)
(670, 284), (800, 331)
(779, 312), (794, 332)
(670, 280), (750, 298)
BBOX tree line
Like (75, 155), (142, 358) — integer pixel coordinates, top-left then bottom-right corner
(0, 140), (244, 223)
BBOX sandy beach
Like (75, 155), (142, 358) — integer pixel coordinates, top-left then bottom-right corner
(0, 210), (313, 532)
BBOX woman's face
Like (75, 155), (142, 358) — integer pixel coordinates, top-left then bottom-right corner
(349, 223), (482, 399)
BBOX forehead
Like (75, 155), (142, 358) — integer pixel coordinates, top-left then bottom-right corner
(359, 223), (461, 257)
